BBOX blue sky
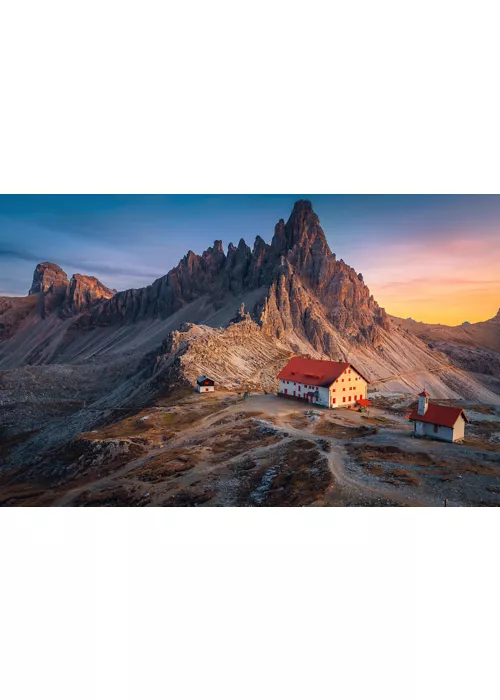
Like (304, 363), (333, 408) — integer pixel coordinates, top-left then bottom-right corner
(1, 195), (499, 323)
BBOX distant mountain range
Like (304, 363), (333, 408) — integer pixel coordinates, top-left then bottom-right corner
(390, 310), (500, 391)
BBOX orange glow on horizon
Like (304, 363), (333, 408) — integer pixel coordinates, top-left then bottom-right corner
(354, 227), (500, 326)
(377, 287), (499, 325)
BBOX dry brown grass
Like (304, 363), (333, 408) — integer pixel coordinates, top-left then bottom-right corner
(163, 489), (217, 507)
(204, 421), (282, 462)
(369, 396), (412, 415)
(125, 447), (202, 483)
(464, 404), (498, 416)
(230, 438), (332, 507)
(73, 487), (144, 507)
(314, 418), (377, 440)
(0, 480), (57, 507)
(348, 442), (500, 483)
(361, 460), (422, 487)
(462, 436), (500, 453)
(211, 411), (264, 428)
(385, 468), (422, 487)
(348, 443), (433, 466)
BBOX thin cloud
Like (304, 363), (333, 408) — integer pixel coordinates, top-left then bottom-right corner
(377, 277), (500, 290)
(0, 246), (167, 280)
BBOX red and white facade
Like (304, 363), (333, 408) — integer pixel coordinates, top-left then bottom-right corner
(408, 391), (469, 442)
(277, 358), (369, 409)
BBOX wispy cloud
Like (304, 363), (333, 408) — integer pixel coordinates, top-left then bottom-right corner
(377, 277), (500, 290)
(0, 246), (166, 280)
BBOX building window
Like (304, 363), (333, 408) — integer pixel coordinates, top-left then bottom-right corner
(284, 389), (288, 394)
(434, 424), (438, 433)
(343, 397), (346, 403)
(354, 395), (357, 401)
(349, 396), (351, 401)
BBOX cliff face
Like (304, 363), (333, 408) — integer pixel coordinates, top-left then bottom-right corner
(26, 263), (115, 319)
(74, 200), (389, 358)
(29, 262), (69, 295)
(60, 274), (115, 317)
(258, 201), (389, 352)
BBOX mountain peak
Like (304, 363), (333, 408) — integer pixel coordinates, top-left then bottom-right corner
(271, 199), (330, 257)
(29, 262), (69, 295)
(292, 198), (314, 213)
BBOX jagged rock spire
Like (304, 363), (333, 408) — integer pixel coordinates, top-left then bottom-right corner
(271, 199), (330, 256)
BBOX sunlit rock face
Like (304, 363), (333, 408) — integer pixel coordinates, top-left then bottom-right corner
(29, 262), (69, 296)
(27, 262), (115, 319)
(60, 274), (115, 317)
(75, 199), (389, 356)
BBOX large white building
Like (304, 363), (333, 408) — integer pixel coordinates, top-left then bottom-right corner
(408, 391), (469, 442)
(277, 357), (370, 409)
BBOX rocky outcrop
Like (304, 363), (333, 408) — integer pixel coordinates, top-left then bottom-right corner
(29, 262), (69, 296)
(26, 263), (115, 319)
(60, 274), (115, 317)
(151, 319), (291, 394)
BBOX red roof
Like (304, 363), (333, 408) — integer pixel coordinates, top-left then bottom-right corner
(357, 398), (372, 407)
(408, 402), (469, 429)
(418, 391), (430, 397)
(277, 357), (370, 387)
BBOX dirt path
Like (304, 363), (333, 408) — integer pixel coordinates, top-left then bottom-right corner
(251, 411), (434, 506)
(53, 398), (245, 506)
(54, 394), (446, 507)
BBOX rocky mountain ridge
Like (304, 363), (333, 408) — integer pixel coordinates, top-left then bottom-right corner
(1, 200), (498, 388)
(27, 261), (115, 319)
(67, 200), (390, 356)
(390, 311), (500, 393)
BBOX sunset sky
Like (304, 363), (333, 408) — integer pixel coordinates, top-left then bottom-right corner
(1, 195), (499, 325)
